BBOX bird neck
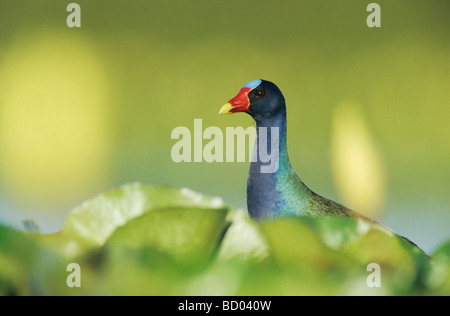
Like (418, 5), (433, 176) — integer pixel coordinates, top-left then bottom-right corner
(248, 106), (312, 219)
(253, 107), (291, 172)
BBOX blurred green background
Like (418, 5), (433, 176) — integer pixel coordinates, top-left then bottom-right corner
(0, 0), (448, 253)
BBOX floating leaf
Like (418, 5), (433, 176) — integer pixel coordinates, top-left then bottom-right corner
(2, 184), (446, 295)
(0, 223), (36, 295)
(33, 183), (226, 258)
(217, 209), (269, 262)
(106, 207), (229, 263)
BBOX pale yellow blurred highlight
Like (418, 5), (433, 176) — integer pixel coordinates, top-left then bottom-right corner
(0, 30), (113, 211)
(331, 102), (386, 218)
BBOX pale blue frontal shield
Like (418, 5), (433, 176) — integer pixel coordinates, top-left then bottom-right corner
(243, 79), (262, 90)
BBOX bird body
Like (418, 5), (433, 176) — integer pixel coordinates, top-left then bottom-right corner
(219, 80), (428, 257)
(220, 79), (373, 222)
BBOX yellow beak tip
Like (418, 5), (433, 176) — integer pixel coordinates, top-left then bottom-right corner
(219, 103), (233, 115)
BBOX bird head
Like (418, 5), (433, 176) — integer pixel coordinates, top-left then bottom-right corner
(219, 79), (285, 121)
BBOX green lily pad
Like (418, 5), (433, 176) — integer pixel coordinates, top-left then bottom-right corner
(3, 184), (448, 295)
(0, 223), (67, 296)
(33, 183), (226, 259)
(424, 241), (450, 295)
(106, 207), (229, 263)
(216, 209), (269, 262)
(0, 223), (37, 295)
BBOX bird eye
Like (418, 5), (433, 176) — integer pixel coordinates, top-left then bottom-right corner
(256, 90), (265, 98)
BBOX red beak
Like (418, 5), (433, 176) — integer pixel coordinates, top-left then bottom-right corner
(219, 87), (252, 114)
